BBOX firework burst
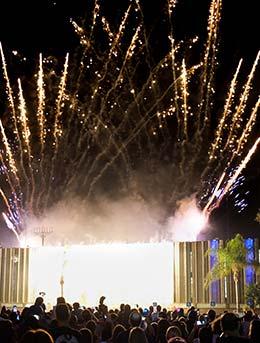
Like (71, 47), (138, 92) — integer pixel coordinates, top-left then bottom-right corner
(0, 0), (259, 243)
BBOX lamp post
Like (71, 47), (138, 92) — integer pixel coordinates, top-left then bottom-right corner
(60, 275), (64, 297)
(34, 227), (53, 246)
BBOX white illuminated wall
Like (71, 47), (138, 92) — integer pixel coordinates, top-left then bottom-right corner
(28, 243), (173, 309)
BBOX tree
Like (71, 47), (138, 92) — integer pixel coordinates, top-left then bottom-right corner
(205, 234), (256, 312)
(245, 283), (260, 309)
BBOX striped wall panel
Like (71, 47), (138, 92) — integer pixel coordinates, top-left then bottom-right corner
(0, 248), (29, 305)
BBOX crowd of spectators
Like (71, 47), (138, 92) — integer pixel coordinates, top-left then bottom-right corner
(0, 296), (260, 343)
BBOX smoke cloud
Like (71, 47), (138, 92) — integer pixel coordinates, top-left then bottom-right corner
(20, 193), (208, 246)
(166, 195), (208, 242)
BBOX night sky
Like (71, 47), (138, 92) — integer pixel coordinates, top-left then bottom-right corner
(0, 0), (259, 242)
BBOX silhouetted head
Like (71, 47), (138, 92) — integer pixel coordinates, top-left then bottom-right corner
(198, 326), (213, 343)
(187, 310), (197, 323)
(207, 309), (216, 322)
(112, 324), (126, 343)
(82, 309), (92, 322)
(220, 312), (240, 334)
(125, 304), (131, 313)
(129, 311), (142, 328)
(56, 297), (66, 304)
(55, 303), (70, 324)
(157, 319), (170, 343)
(80, 328), (93, 343)
(73, 302), (80, 310)
(166, 326), (182, 341)
(20, 329), (54, 343)
(129, 327), (148, 343)
(35, 297), (44, 306)
(99, 296), (106, 304)
(86, 320), (96, 335)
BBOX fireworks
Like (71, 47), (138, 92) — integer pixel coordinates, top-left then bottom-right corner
(0, 0), (259, 244)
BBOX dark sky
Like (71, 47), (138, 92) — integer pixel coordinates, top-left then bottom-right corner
(0, 0), (259, 241)
(0, 1), (258, 57)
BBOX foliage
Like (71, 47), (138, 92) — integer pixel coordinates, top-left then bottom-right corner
(245, 283), (260, 308)
(205, 233), (247, 286)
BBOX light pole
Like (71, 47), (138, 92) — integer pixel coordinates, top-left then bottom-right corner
(60, 275), (64, 297)
(60, 247), (67, 298)
(34, 227), (53, 246)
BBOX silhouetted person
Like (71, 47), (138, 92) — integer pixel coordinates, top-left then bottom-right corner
(207, 310), (216, 324)
(50, 303), (81, 342)
(28, 297), (45, 319)
(129, 327), (148, 343)
(0, 319), (17, 343)
(248, 319), (260, 343)
(20, 329), (54, 343)
(72, 302), (83, 323)
(219, 313), (249, 343)
(112, 324), (126, 343)
(116, 311), (142, 343)
(157, 319), (170, 343)
(80, 328), (93, 343)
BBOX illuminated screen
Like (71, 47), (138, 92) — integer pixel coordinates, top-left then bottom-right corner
(28, 243), (173, 309)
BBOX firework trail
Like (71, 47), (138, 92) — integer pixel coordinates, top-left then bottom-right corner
(0, 43), (20, 139)
(0, 0), (259, 243)
(223, 51), (260, 153)
(37, 53), (46, 149)
(209, 59), (243, 161)
(45, 53), (69, 207)
(0, 44), (28, 187)
(2, 212), (20, 242)
(235, 97), (260, 155)
(0, 188), (14, 220)
(167, 0), (180, 133)
(202, 51), (260, 214)
(181, 59), (189, 140)
(0, 119), (18, 177)
(204, 137), (260, 214)
(17, 79), (31, 156)
(53, 53), (70, 143)
(198, 0), (222, 130)
(17, 78), (36, 211)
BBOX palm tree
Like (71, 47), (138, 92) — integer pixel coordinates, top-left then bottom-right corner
(205, 234), (256, 312)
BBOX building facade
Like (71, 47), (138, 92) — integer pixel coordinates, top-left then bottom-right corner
(0, 239), (259, 309)
(173, 239), (259, 310)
